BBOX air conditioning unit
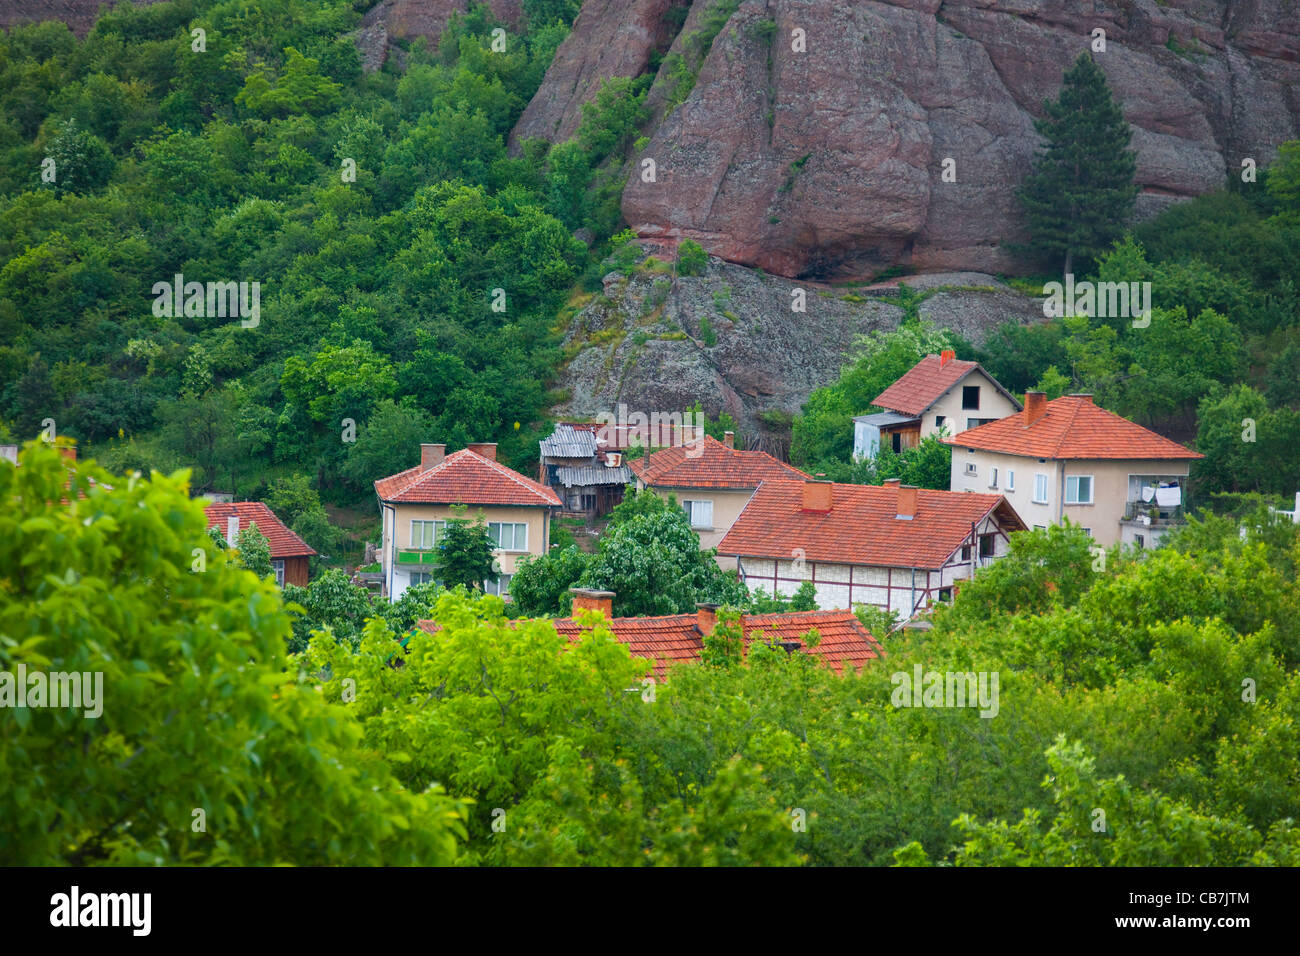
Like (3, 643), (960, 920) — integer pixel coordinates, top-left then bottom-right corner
(605, 453), (622, 467)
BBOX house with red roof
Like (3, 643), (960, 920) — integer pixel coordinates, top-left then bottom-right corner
(447, 588), (881, 680)
(718, 477), (1026, 617)
(628, 432), (810, 559)
(944, 392), (1203, 549)
(854, 350), (1021, 459)
(374, 442), (561, 601)
(204, 501), (316, 587)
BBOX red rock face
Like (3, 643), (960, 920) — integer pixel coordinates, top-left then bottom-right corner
(519, 0), (1300, 279)
(511, 0), (685, 147)
(359, 0), (524, 67)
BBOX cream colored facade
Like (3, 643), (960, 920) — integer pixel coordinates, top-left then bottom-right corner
(948, 449), (1192, 549)
(632, 481), (755, 568)
(918, 371), (1022, 439)
(380, 502), (550, 601)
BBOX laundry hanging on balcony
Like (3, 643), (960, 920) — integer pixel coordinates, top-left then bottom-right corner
(1155, 483), (1182, 508)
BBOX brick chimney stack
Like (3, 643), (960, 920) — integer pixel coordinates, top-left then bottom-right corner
(467, 442), (497, 461)
(1069, 393), (1094, 404)
(696, 602), (719, 635)
(1023, 391), (1047, 425)
(570, 588), (614, 618)
(940, 349), (955, 368)
(421, 443), (446, 470)
(896, 484), (918, 520)
(723, 430), (735, 449)
(801, 479), (833, 513)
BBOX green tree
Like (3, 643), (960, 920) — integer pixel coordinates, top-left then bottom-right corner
(677, 238), (708, 276)
(437, 508), (497, 591)
(1016, 52), (1139, 276)
(234, 525), (273, 579)
(509, 544), (591, 616)
(0, 440), (465, 864)
(42, 119), (115, 194)
(577, 507), (748, 616)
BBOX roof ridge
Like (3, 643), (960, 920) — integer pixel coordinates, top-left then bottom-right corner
(472, 450), (557, 504)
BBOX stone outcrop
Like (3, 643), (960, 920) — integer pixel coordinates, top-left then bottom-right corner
(356, 0), (523, 70)
(517, 0), (1300, 279)
(511, 0), (685, 146)
(555, 246), (1041, 446)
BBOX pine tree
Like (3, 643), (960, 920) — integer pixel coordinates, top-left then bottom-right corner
(1017, 52), (1139, 276)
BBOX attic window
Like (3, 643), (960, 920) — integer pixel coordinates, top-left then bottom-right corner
(962, 386), (980, 410)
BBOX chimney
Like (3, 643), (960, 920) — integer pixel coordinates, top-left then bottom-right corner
(801, 479), (833, 513)
(1069, 393), (1094, 404)
(723, 430), (735, 449)
(1023, 391), (1047, 425)
(58, 445), (76, 462)
(696, 602), (719, 635)
(939, 349), (955, 368)
(226, 515), (240, 541)
(896, 484), (918, 520)
(570, 588), (614, 618)
(467, 442), (497, 461)
(421, 443), (446, 470)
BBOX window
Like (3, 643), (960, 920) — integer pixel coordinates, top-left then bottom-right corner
(1033, 473), (1049, 504)
(1006, 470), (1015, 491)
(411, 519), (446, 550)
(962, 385), (980, 410)
(979, 533), (996, 558)
(1082, 528), (1091, 536)
(964, 461), (978, 476)
(934, 414), (946, 430)
(1135, 534), (1145, 549)
(966, 417), (997, 429)
(272, 559), (285, 587)
(409, 571), (436, 586)
(1034, 525), (1046, 531)
(682, 499), (713, 529)
(938, 587), (953, 602)
(960, 545), (971, 561)
(891, 432), (902, 453)
(1065, 475), (1093, 505)
(488, 521), (528, 552)
(988, 466), (998, 489)
(484, 574), (513, 597)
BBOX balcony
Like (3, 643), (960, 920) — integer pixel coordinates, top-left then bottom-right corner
(396, 549), (439, 566)
(1122, 500), (1185, 526)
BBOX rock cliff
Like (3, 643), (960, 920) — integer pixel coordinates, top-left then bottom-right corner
(555, 246), (1043, 448)
(518, 0), (1300, 279)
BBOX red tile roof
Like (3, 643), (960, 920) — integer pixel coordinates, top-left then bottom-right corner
(718, 479), (1025, 570)
(375, 448), (561, 507)
(628, 435), (810, 489)
(871, 354), (1020, 417)
(417, 610), (882, 680)
(943, 395), (1204, 460)
(205, 501), (316, 559)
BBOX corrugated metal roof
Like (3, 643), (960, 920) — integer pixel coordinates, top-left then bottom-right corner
(556, 465), (633, 487)
(540, 424), (599, 459)
(852, 411), (918, 427)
